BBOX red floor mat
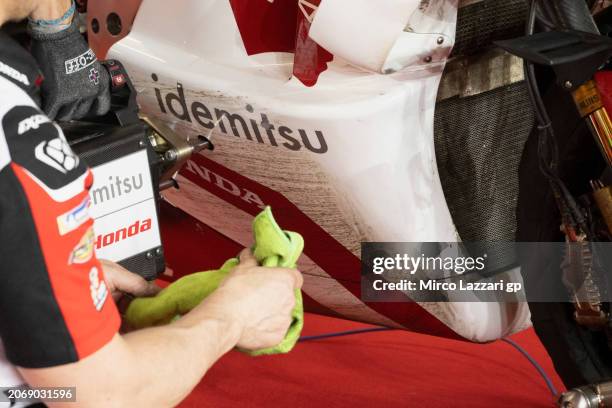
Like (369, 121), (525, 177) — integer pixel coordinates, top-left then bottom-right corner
(160, 202), (565, 407)
(178, 313), (564, 408)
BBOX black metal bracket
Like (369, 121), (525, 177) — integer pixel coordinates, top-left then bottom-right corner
(496, 30), (612, 91)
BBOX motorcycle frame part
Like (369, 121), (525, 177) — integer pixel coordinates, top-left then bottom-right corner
(592, 183), (612, 235)
(559, 380), (612, 407)
(86, 0), (143, 59)
(512, 0), (612, 391)
(587, 110), (612, 168)
(572, 80), (612, 167)
(140, 115), (213, 187)
(518, 2), (595, 242)
(522, 3), (605, 332)
(496, 29), (612, 92)
(561, 240), (609, 328)
(519, 3), (612, 335)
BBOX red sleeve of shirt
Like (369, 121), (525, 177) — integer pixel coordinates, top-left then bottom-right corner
(0, 100), (119, 368)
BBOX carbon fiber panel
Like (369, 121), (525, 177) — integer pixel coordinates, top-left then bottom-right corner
(64, 122), (165, 280)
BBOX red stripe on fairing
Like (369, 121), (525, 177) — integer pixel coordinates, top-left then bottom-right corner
(159, 200), (344, 320)
(179, 154), (457, 338)
(228, 0), (331, 87)
(228, 0), (298, 56)
(159, 200), (241, 278)
(292, 0), (333, 87)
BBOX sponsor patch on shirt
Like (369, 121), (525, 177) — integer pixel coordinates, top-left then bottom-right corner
(69, 227), (95, 265)
(89, 266), (108, 311)
(0, 61), (30, 86)
(17, 114), (49, 135)
(57, 196), (90, 235)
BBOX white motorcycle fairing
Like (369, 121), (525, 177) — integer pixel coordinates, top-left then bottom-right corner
(108, 0), (530, 341)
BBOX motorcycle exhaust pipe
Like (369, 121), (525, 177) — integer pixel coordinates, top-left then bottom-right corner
(559, 381), (612, 407)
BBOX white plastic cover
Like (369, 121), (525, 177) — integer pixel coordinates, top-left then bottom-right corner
(109, 0), (530, 341)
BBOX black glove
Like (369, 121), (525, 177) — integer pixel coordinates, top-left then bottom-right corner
(29, 17), (111, 121)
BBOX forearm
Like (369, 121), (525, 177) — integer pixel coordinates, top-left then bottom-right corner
(20, 305), (241, 407)
(119, 308), (241, 406)
(29, 0), (73, 22)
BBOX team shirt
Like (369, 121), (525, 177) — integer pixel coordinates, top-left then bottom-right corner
(0, 31), (120, 405)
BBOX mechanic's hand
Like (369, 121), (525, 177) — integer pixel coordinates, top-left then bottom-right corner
(198, 249), (303, 351)
(29, 17), (111, 121)
(99, 259), (161, 301)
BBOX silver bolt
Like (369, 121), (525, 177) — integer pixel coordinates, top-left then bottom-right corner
(437, 36), (444, 45)
(165, 149), (178, 161)
(146, 251), (153, 259)
(155, 247), (163, 256)
(139, 140), (146, 148)
(564, 80), (573, 89)
(424, 56), (432, 63)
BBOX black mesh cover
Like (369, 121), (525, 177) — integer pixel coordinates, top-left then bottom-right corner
(434, 0), (533, 272)
(434, 82), (534, 271)
(452, 0), (528, 57)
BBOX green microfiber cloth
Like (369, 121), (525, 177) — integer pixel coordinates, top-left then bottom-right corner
(125, 206), (304, 356)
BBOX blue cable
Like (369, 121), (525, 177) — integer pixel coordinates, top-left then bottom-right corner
(501, 337), (559, 397)
(299, 327), (395, 341)
(299, 328), (559, 397)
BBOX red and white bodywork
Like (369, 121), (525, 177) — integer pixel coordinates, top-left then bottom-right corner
(91, 0), (530, 341)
